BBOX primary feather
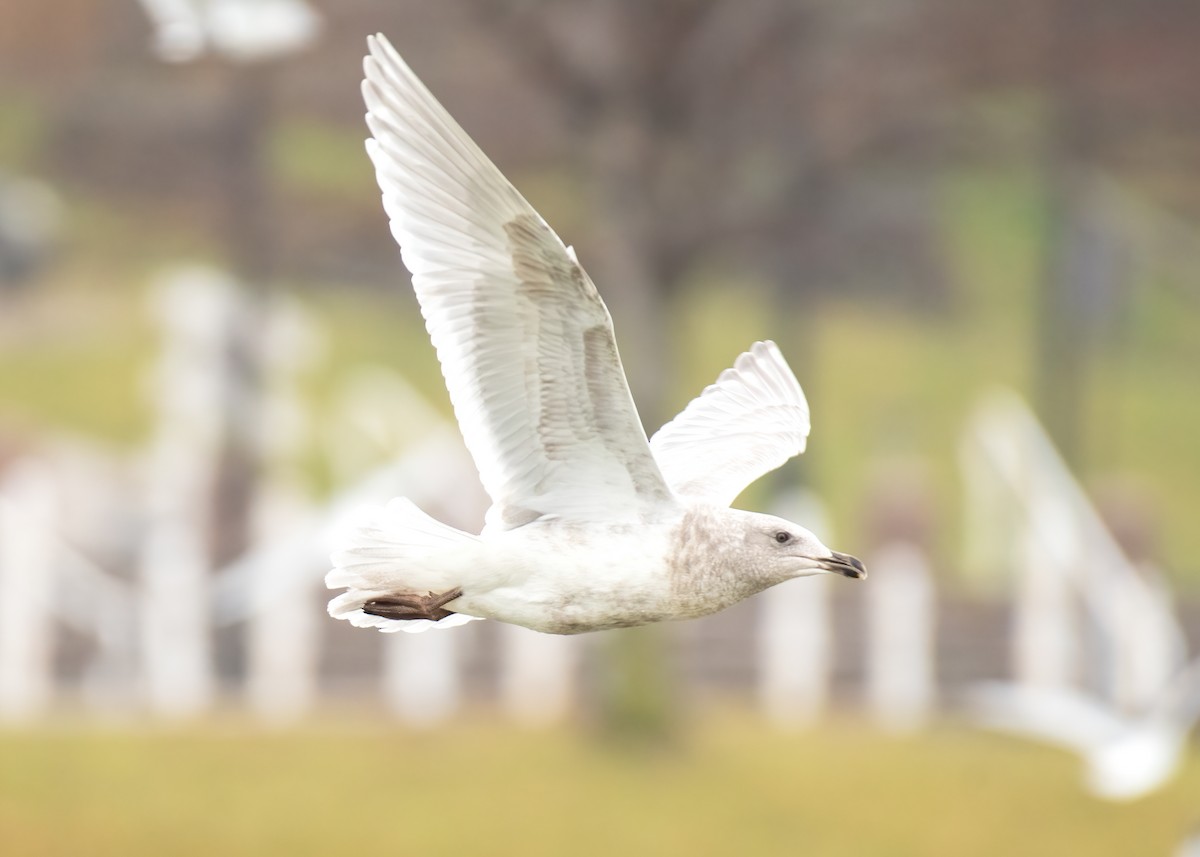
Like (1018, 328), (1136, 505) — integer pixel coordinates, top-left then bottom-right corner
(363, 34), (672, 531)
(650, 341), (810, 507)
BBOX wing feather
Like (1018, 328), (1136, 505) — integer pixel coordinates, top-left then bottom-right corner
(649, 341), (810, 506)
(363, 34), (672, 528)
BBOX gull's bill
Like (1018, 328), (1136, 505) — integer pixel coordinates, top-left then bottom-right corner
(821, 551), (867, 580)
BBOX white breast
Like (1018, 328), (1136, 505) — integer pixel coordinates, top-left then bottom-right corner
(456, 522), (679, 634)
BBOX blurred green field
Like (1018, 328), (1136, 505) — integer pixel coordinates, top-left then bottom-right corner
(0, 716), (1196, 857)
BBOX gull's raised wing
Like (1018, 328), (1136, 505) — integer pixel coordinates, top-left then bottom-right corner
(649, 341), (809, 507)
(363, 34), (673, 529)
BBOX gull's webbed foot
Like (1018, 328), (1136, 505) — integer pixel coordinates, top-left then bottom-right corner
(363, 587), (464, 621)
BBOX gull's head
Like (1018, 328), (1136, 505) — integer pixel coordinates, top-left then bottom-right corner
(735, 510), (866, 584)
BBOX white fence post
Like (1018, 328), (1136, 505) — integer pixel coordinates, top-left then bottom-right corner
(1012, 489), (1080, 689)
(138, 269), (237, 717)
(865, 541), (935, 731)
(758, 489), (832, 728)
(138, 514), (214, 717)
(383, 631), (461, 727)
(500, 624), (577, 726)
(0, 461), (57, 721)
(244, 297), (322, 724)
(245, 482), (318, 724)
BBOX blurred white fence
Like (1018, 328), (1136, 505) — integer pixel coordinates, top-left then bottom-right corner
(0, 271), (1191, 733)
(865, 541), (936, 731)
(0, 461), (57, 718)
(758, 489), (834, 728)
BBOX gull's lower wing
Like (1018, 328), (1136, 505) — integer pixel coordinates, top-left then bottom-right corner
(649, 341), (810, 507)
(965, 681), (1129, 752)
(363, 34), (672, 527)
(1156, 654), (1200, 727)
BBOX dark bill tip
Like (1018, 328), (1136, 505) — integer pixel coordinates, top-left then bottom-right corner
(823, 551), (867, 580)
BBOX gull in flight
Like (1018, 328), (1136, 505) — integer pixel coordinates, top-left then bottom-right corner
(967, 655), (1200, 801)
(327, 34), (865, 635)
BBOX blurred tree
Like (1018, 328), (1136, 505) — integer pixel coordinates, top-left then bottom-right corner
(934, 0), (1200, 467)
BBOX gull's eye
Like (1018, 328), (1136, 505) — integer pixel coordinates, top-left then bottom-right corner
(774, 531), (791, 544)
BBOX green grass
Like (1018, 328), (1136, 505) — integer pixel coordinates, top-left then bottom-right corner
(0, 89), (46, 167)
(0, 268), (155, 443)
(0, 716), (1195, 857)
(269, 118), (377, 202)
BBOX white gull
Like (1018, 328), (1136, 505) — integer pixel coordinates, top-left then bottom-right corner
(967, 654), (1200, 801)
(326, 34), (865, 636)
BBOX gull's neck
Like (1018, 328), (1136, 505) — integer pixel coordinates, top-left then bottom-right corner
(664, 506), (771, 617)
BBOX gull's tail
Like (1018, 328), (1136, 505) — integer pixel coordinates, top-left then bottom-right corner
(326, 497), (483, 633)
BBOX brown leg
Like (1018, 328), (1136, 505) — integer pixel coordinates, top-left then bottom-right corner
(363, 587), (464, 622)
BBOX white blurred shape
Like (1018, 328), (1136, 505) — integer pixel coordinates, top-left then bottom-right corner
(1014, 488), (1080, 689)
(0, 461), (57, 721)
(59, 545), (139, 714)
(500, 624), (578, 726)
(962, 391), (1198, 801)
(138, 513), (214, 717)
(245, 480), (318, 725)
(758, 489), (832, 728)
(1114, 561), (1187, 713)
(1176, 828), (1200, 857)
(206, 0), (321, 62)
(968, 657), (1200, 802)
(865, 541), (936, 732)
(243, 297), (322, 723)
(137, 0), (321, 63)
(961, 391), (1186, 704)
(383, 628), (461, 728)
(137, 267), (241, 718)
(137, 0), (206, 62)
